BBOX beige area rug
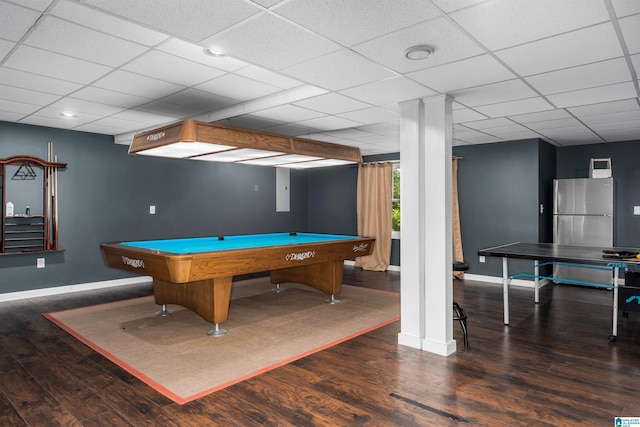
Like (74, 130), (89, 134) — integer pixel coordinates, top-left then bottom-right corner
(44, 278), (399, 404)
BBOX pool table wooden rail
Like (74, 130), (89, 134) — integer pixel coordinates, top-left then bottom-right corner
(100, 236), (375, 332)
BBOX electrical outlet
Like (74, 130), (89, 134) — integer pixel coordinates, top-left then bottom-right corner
(479, 255), (486, 263)
(634, 206), (640, 215)
(37, 258), (45, 268)
(149, 205), (156, 214)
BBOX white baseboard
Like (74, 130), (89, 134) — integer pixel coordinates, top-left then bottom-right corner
(0, 276), (153, 303)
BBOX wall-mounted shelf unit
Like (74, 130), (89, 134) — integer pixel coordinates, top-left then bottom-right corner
(1, 154), (67, 255)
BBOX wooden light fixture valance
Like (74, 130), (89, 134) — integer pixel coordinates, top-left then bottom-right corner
(128, 119), (362, 168)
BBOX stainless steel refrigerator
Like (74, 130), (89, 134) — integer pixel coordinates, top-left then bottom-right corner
(553, 177), (614, 285)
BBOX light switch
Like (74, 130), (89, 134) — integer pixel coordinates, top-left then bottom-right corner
(634, 206), (640, 215)
(149, 205), (156, 214)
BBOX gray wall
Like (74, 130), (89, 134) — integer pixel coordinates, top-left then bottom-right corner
(0, 121), (310, 293)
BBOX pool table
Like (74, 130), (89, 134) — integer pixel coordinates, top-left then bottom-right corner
(100, 232), (375, 335)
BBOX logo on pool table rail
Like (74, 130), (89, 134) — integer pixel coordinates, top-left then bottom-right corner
(285, 250), (316, 261)
(146, 131), (166, 142)
(122, 256), (145, 269)
(353, 243), (369, 252)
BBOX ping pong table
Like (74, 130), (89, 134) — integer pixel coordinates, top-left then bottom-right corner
(478, 242), (640, 341)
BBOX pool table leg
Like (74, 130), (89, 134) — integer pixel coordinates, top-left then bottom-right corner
(270, 260), (344, 301)
(153, 277), (233, 335)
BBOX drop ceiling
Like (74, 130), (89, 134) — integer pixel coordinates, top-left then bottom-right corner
(0, 0), (639, 156)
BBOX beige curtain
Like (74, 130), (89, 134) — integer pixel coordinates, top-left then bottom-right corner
(355, 162), (392, 271)
(452, 158), (464, 278)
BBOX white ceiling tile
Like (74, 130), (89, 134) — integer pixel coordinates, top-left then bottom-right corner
(0, 2), (41, 41)
(19, 115), (82, 130)
(451, 79), (538, 107)
(5, 45), (111, 83)
(0, 39), (13, 61)
(74, 122), (136, 135)
(339, 107), (400, 125)
(202, 13), (342, 70)
(486, 130), (543, 140)
(0, 83), (61, 105)
(0, 67), (82, 95)
(282, 49), (396, 91)
(0, 99), (42, 115)
(523, 117), (583, 130)
(221, 115), (281, 130)
(93, 70), (185, 99)
(525, 58), (632, 95)
(82, 0), (261, 43)
(480, 123), (532, 134)
(70, 87), (151, 109)
(158, 39), (250, 72)
(159, 89), (236, 112)
(538, 125), (600, 138)
(293, 93), (371, 115)
(235, 66), (302, 90)
(612, 0), (640, 18)
(252, 0), (282, 7)
(357, 122), (400, 136)
(430, 0), (487, 13)
(474, 97), (555, 117)
(451, 0), (610, 50)
(567, 99), (640, 117)
(260, 123), (319, 136)
(340, 76), (437, 105)
(134, 100), (209, 118)
(110, 109), (178, 125)
(353, 17), (484, 74)
(51, 0), (168, 46)
(24, 16), (148, 67)
(31, 107), (102, 123)
(620, 15), (640, 54)
(48, 97), (124, 116)
(594, 128), (640, 142)
(547, 81), (637, 108)
(508, 109), (572, 123)
(463, 117), (516, 130)
(297, 115), (363, 131)
(196, 74), (281, 101)
(495, 23), (623, 76)
(580, 110), (640, 125)
(589, 119), (640, 131)
(274, 0), (441, 46)
(407, 55), (516, 92)
(632, 53), (640, 76)
(123, 50), (226, 86)
(251, 104), (325, 122)
(452, 108), (487, 123)
(0, 111), (28, 122)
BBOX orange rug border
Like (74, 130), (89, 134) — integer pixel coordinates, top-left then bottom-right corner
(43, 285), (399, 405)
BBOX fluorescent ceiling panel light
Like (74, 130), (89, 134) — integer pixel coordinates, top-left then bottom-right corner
(136, 142), (235, 158)
(195, 148), (284, 162)
(238, 154), (322, 166)
(279, 159), (355, 169)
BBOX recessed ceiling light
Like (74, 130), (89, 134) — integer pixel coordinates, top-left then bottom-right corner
(59, 112), (77, 118)
(203, 47), (225, 57)
(404, 44), (435, 60)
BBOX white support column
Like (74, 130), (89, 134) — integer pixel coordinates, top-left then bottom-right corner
(421, 95), (455, 356)
(397, 99), (425, 349)
(398, 95), (455, 356)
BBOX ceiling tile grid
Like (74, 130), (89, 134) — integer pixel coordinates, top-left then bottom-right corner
(0, 0), (638, 154)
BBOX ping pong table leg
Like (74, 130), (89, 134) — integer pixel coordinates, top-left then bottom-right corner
(502, 257), (509, 325)
(534, 260), (540, 304)
(611, 266), (620, 341)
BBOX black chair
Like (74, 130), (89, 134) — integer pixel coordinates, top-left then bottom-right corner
(453, 261), (469, 348)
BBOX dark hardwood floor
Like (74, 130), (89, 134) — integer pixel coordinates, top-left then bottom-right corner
(1, 266), (639, 426)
